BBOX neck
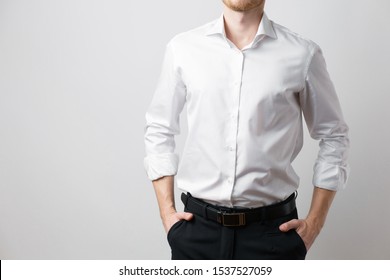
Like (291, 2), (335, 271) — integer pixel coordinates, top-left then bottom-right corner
(223, 4), (264, 50)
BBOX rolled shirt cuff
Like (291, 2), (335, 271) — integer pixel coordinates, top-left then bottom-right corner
(143, 153), (179, 181)
(312, 161), (350, 191)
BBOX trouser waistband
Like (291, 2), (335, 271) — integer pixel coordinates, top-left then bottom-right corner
(181, 192), (296, 227)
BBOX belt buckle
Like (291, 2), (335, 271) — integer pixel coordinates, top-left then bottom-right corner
(218, 212), (246, 226)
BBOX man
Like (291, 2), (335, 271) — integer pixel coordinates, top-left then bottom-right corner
(144, 0), (349, 260)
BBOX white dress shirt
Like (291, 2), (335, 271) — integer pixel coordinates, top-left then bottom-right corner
(144, 13), (350, 208)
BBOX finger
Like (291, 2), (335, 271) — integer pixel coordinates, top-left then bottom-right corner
(175, 212), (193, 221)
(279, 219), (301, 232)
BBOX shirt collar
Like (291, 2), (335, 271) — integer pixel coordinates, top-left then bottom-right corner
(205, 12), (277, 40)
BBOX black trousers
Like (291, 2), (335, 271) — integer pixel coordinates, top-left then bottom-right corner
(167, 204), (307, 260)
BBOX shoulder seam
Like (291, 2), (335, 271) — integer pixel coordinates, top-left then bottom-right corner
(303, 43), (320, 84)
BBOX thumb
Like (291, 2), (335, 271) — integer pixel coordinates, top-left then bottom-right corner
(176, 212), (193, 221)
(279, 219), (300, 232)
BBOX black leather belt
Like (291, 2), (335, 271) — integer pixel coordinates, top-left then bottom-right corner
(181, 192), (296, 227)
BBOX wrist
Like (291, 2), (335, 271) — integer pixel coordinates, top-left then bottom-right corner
(305, 215), (325, 233)
(160, 206), (176, 220)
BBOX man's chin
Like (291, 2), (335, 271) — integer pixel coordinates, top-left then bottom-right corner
(223, 0), (263, 12)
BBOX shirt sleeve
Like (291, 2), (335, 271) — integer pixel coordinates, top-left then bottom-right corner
(300, 44), (350, 191)
(143, 41), (187, 181)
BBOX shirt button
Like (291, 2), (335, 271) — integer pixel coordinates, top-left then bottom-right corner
(228, 146), (234, 151)
(227, 177), (233, 184)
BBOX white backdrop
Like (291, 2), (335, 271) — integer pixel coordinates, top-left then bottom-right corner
(0, 0), (389, 259)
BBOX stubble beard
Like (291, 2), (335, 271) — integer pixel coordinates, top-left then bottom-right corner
(222, 0), (264, 12)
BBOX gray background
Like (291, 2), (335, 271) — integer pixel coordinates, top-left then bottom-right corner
(0, 0), (389, 259)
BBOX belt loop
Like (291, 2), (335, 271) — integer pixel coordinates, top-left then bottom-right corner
(204, 205), (209, 220)
(181, 192), (189, 209)
(186, 192), (192, 208)
(202, 204), (206, 219)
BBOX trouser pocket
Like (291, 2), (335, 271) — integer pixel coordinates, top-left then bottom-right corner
(167, 220), (185, 247)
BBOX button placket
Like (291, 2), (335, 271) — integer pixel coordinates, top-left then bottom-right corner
(225, 51), (244, 193)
